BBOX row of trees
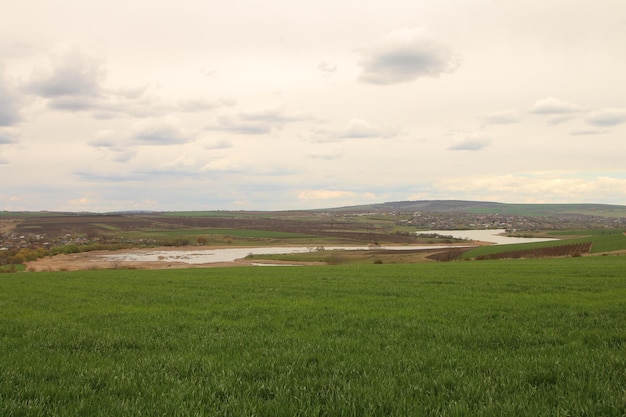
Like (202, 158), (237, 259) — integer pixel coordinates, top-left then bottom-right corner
(0, 235), (227, 272)
(475, 242), (593, 260)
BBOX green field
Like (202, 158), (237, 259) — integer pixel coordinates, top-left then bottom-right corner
(1, 257), (625, 416)
(125, 228), (318, 241)
(461, 228), (626, 259)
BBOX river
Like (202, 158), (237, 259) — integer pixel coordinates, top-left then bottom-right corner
(416, 229), (557, 245)
(103, 244), (467, 265)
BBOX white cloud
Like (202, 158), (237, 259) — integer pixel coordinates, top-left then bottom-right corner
(569, 129), (609, 136)
(131, 118), (194, 145)
(162, 156), (196, 169)
(307, 148), (342, 160)
(23, 46), (230, 119)
(203, 138), (233, 149)
(298, 189), (356, 200)
(0, 66), (22, 126)
(484, 110), (521, 125)
(310, 119), (399, 143)
(585, 108), (626, 127)
(528, 97), (585, 125)
(25, 46), (105, 99)
(89, 118), (196, 164)
(318, 61), (337, 79)
(358, 28), (458, 85)
(200, 158), (240, 172)
(206, 107), (310, 135)
(529, 97), (583, 115)
(436, 173), (626, 203)
(0, 127), (20, 144)
(340, 118), (397, 139)
(209, 115), (272, 135)
(176, 97), (234, 113)
(89, 130), (137, 162)
(448, 131), (491, 151)
(297, 189), (377, 206)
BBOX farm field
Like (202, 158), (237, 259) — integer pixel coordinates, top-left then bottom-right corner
(1, 256), (625, 416)
(460, 228), (626, 260)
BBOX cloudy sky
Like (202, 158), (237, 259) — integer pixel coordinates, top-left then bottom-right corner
(2, 0), (626, 211)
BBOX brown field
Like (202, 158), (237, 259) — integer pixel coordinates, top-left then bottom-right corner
(12, 212), (424, 244)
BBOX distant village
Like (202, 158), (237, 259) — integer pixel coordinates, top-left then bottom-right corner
(0, 232), (94, 251)
(346, 210), (626, 235)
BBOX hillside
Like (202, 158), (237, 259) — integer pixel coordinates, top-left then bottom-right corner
(325, 200), (626, 218)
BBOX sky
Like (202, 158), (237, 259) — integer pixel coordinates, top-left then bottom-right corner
(1, 0), (626, 212)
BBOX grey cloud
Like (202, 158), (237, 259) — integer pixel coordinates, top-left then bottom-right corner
(448, 133), (490, 151)
(209, 116), (272, 135)
(309, 119), (398, 143)
(89, 130), (137, 162)
(569, 129), (609, 136)
(0, 128), (20, 144)
(177, 97), (235, 113)
(109, 85), (150, 100)
(89, 119), (195, 165)
(0, 68), (22, 126)
(207, 108), (309, 135)
(307, 149), (342, 160)
(108, 149), (137, 163)
(75, 170), (136, 182)
(89, 130), (125, 148)
(132, 119), (194, 145)
(358, 28), (458, 85)
(47, 96), (98, 111)
(529, 97), (582, 115)
(545, 115), (575, 126)
(203, 138), (233, 149)
(339, 118), (398, 139)
(318, 61), (337, 79)
(484, 110), (521, 125)
(24, 47), (228, 118)
(240, 108), (308, 124)
(585, 108), (626, 127)
(25, 47), (104, 98)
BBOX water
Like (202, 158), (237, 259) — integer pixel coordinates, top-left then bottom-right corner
(101, 230), (556, 265)
(103, 244), (466, 265)
(416, 229), (557, 245)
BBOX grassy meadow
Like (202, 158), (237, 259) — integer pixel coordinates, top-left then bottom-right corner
(1, 257), (625, 416)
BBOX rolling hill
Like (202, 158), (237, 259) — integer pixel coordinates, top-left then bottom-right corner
(324, 200), (626, 218)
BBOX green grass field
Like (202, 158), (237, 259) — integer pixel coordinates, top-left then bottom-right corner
(1, 257), (625, 416)
(461, 228), (626, 259)
(111, 228), (325, 248)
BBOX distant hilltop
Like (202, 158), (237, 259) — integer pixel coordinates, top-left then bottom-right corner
(322, 200), (626, 218)
(2, 200), (626, 219)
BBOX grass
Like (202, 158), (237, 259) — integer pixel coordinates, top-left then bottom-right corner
(550, 228), (626, 253)
(248, 248), (442, 265)
(119, 228), (322, 245)
(460, 228), (626, 259)
(1, 257), (625, 416)
(466, 203), (626, 218)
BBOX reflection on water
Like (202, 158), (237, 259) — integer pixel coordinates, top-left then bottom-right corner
(416, 229), (557, 245)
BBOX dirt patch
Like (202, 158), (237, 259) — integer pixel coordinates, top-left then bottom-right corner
(0, 219), (20, 234)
